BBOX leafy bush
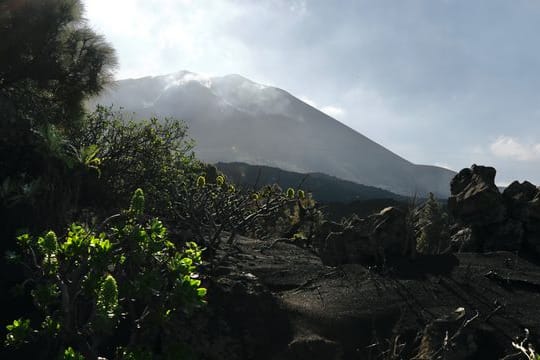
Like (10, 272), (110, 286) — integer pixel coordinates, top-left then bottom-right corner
(4, 189), (206, 359)
(72, 107), (324, 257)
(74, 105), (201, 214)
(168, 173), (323, 260)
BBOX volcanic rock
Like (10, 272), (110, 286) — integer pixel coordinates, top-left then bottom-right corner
(190, 236), (540, 359)
(502, 181), (537, 219)
(448, 165), (505, 226)
(319, 207), (412, 266)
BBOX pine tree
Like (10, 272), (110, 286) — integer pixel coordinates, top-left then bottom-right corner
(0, 0), (117, 129)
(417, 192), (449, 254)
(0, 0), (117, 237)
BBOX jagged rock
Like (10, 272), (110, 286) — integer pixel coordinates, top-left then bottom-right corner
(450, 220), (523, 253)
(528, 191), (540, 222)
(448, 165), (505, 226)
(450, 227), (476, 252)
(524, 191), (540, 253)
(447, 165), (528, 252)
(320, 206), (412, 265)
(503, 181), (537, 203)
(502, 181), (537, 219)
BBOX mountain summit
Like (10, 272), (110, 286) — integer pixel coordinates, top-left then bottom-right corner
(91, 71), (454, 197)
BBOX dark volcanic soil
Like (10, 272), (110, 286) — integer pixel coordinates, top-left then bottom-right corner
(191, 236), (540, 359)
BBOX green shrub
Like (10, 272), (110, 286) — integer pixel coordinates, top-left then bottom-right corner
(74, 106), (201, 215)
(167, 173), (323, 260)
(416, 193), (450, 254)
(72, 107), (325, 260)
(4, 189), (206, 359)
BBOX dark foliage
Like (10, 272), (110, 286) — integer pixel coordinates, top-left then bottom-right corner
(0, 0), (117, 239)
(0, 0), (117, 128)
(74, 105), (200, 214)
(216, 162), (405, 204)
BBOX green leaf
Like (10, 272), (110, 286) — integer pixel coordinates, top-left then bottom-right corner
(5, 318), (32, 347)
(38, 230), (58, 253)
(62, 347), (85, 360)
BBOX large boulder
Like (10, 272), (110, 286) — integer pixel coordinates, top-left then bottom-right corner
(527, 190), (540, 223)
(502, 181), (537, 219)
(448, 165), (505, 226)
(319, 207), (412, 265)
(448, 165), (530, 252)
(524, 190), (540, 253)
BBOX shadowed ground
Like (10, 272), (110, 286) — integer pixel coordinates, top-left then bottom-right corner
(191, 235), (540, 359)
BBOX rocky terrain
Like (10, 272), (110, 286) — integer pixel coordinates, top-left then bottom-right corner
(182, 165), (540, 359)
(448, 164), (540, 256)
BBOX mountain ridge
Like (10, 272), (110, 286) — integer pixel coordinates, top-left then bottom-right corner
(91, 70), (455, 197)
(215, 161), (406, 203)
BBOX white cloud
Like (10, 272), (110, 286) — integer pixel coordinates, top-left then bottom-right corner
(299, 96), (317, 107)
(164, 72), (212, 90)
(434, 162), (455, 171)
(320, 106), (345, 118)
(83, 0), (252, 80)
(299, 97), (345, 118)
(490, 136), (540, 161)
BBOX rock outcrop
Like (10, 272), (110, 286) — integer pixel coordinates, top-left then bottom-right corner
(318, 206), (415, 265)
(448, 165), (505, 225)
(449, 164), (540, 253)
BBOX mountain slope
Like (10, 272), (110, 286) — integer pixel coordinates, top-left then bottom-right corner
(215, 161), (405, 203)
(91, 71), (455, 197)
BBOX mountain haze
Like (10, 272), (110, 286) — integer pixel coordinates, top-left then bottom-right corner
(91, 71), (455, 197)
(215, 162), (405, 203)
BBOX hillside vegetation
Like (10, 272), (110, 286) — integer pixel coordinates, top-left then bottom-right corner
(215, 162), (405, 204)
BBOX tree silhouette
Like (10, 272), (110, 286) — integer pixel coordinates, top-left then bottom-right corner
(0, 0), (117, 128)
(417, 192), (450, 254)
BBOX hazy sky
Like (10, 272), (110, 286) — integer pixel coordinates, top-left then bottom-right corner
(84, 0), (540, 185)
